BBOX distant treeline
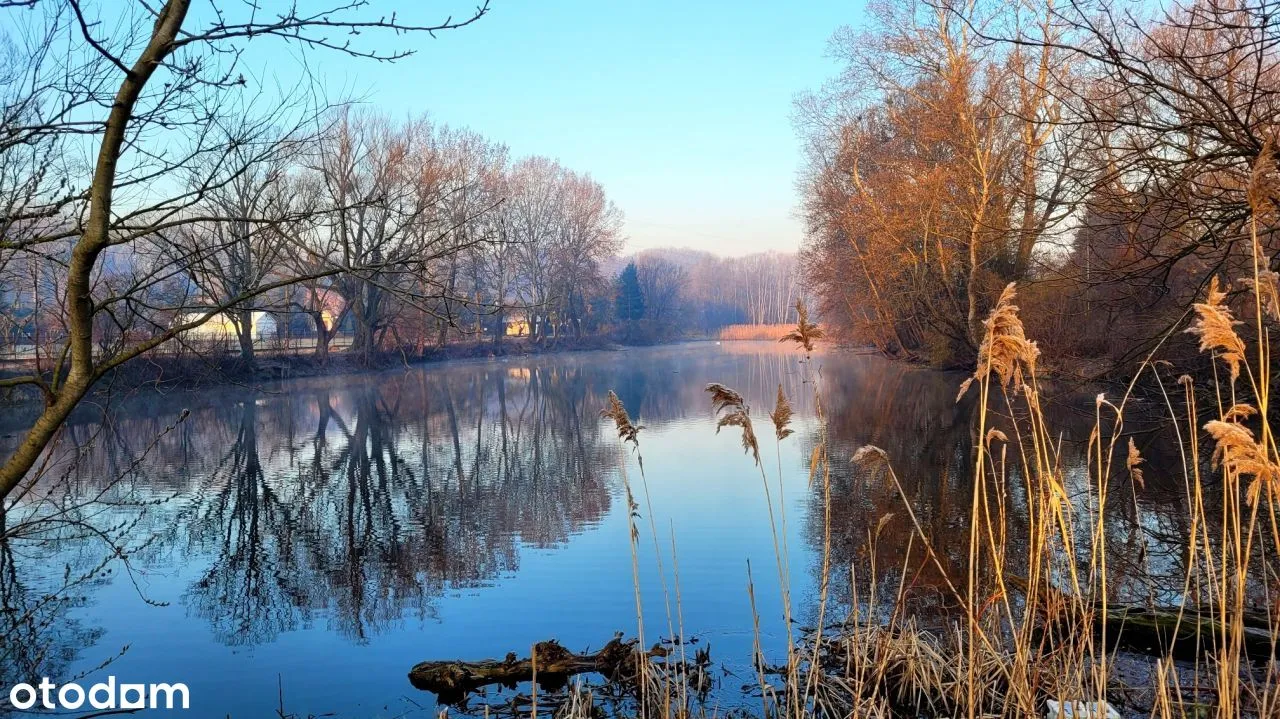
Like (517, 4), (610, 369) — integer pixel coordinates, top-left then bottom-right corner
(606, 248), (801, 341)
(797, 0), (1280, 375)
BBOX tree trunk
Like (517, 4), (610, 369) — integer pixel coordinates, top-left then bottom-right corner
(310, 311), (330, 364)
(352, 313), (376, 365)
(0, 0), (192, 501)
(235, 308), (256, 365)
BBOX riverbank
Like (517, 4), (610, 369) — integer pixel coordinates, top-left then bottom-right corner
(414, 625), (1246, 719)
(0, 335), (651, 407)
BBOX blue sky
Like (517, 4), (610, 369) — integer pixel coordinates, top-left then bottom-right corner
(254, 1), (860, 257)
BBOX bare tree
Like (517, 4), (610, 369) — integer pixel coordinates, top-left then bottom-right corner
(506, 157), (564, 341)
(427, 127), (508, 347)
(549, 170), (622, 338)
(0, 0), (489, 501)
(311, 112), (449, 362)
(636, 255), (687, 326)
(164, 139), (305, 364)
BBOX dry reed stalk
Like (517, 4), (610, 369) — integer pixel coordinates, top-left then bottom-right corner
(799, 388), (831, 715)
(601, 390), (645, 449)
(955, 282), (1039, 401)
(769, 385), (794, 442)
(956, 282), (1035, 719)
(1127, 437), (1145, 491)
(771, 384), (798, 714)
(599, 391), (651, 714)
(668, 523), (689, 716)
(1248, 136), (1279, 222)
(706, 383), (761, 466)
(602, 390), (708, 719)
(779, 300), (825, 355)
(745, 560), (771, 719)
(1185, 277), (1247, 384)
(706, 381), (801, 718)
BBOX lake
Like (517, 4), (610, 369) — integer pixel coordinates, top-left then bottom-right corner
(0, 342), (1197, 717)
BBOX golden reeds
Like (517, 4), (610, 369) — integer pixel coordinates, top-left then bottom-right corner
(779, 300), (825, 354)
(1185, 277), (1247, 382)
(769, 384), (794, 441)
(956, 282), (1038, 400)
(719, 324), (795, 341)
(706, 383), (761, 466)
(595, 204), (1280, 719)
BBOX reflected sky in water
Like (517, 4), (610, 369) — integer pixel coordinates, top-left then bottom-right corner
(0, 343), (1200, 717)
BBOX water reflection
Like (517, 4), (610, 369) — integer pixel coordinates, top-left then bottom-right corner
(0, 535), (109, 687)
(0, 344), (1215, 715)
(811, 355), (1242, 615)
(152, 366), (622, 646)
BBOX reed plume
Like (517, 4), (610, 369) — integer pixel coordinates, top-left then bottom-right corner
(769, 384), (794, 441)
(1248, 136), (1278, 219)
(1241, 261), (1280, 323)
(1185, 276), (1246, 382)
(601, 390), (644, 448)
(779, 299), (825, 353)
(707, 383), (761, 465)
(852, 444), (889, 469)
(1126, 437), (1145, 490)
(957, 283), (1039, 400)
(1205, 416), (1279, 506)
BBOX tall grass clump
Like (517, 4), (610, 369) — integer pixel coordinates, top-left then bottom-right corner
(580, 146), (1280, 719)
(708, 141), (1280, 719)
(600, 391), (703, 719)
(802, 141), (1280, 719)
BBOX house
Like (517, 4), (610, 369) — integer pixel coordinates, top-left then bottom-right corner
(504, 317), (530, 337)
(175, 310), (277, 342)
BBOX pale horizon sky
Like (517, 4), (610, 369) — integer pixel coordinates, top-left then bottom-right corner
(249, 1), (860, 258)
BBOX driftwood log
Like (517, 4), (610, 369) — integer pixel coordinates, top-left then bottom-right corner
(1014, 576), (1278, 663)
(1089, 605), (1275, 662)
(408, 636), (652, 703)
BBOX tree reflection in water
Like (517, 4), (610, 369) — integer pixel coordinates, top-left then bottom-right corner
(810, 354), (1243, 620)
(33, 363), (622, 648)
(0, 344), (1222, 714)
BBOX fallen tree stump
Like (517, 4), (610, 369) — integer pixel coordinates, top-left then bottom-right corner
(1092, 605), (1276, 663)
(408, 636), (652, 704)
(1012, 575), (1278, 663)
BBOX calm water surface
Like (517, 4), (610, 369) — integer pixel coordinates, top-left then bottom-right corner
(0, 342), (1193, 717)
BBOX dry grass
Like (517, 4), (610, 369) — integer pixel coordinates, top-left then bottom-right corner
(779, 300), (825, 355)
(569, 143), (1280, 719)
(718, 324), (795, 341)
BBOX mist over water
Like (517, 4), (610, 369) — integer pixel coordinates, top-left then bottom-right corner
(0, 343), (1195, 717)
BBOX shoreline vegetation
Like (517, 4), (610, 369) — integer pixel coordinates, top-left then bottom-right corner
(796, 0), (1280, 385)
(439, 267), (1280, 719)
(0, 333), (793, 410)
